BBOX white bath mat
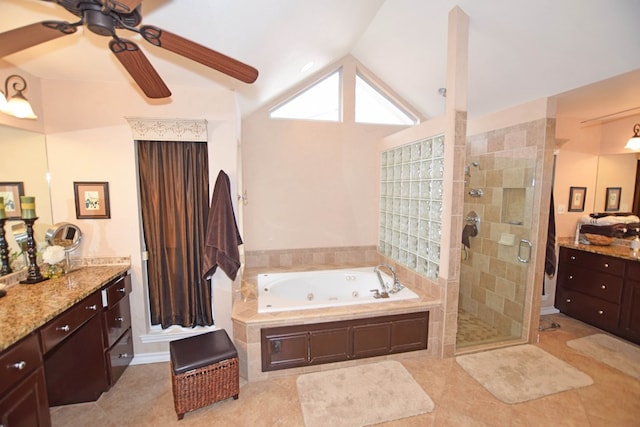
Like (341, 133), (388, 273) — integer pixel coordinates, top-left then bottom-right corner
(296, 360), (434, 427)
(456, 345), (593, 404)
(567, 333), (640, 380)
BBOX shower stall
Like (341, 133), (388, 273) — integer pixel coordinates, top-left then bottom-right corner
(456, 119), (553, 349)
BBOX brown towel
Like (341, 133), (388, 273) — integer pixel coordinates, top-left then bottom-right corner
(202, 171), (243, 281)
(580, 223), (627, 238)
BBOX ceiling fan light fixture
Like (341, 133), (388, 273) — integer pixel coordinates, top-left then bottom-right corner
(1, 74), (37, 120)
(624, 123), (640, 151)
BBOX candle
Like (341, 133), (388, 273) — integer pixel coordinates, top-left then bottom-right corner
(0, 197), (5, 220)
(20, 196), (37, 219)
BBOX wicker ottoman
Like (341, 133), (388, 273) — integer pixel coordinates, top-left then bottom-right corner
(169, 330), (239, 420)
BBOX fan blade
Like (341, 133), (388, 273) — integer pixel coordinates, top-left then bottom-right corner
(102, 0), (143, 14)
(140, 26), (258, 84)
(0, 21), (77, 58)
(109, 39), (171, 99)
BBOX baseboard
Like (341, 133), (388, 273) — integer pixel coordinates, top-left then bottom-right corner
(540, 306), (560, 315)
(131, 351), (170, 365)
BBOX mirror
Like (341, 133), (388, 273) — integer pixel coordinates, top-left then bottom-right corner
(593, 153), (639, 214)
(45, 222), (82, 252)
(0, 125), (53, 274)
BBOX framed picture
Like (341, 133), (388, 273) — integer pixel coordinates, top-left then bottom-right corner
(0, 182), (25, 219)
(605, 187), (621, 212)
(568, 186), (587, 212)
(74, 182), (111, 219)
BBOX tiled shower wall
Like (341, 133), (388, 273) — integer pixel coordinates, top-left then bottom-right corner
(378, 134), (445, 279)
(460, 120), (545, 337)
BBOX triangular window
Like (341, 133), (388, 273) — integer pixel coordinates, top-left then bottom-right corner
(355, 73), (416, 125)
(270, 70), (341, 122)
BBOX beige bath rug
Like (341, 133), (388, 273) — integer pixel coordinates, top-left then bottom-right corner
(456, 345), (593, 404)
(296, 360), (434, 427)
(567, 333), (640, 380)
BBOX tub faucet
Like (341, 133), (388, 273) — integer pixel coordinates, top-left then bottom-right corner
(373, 264), (403, 297)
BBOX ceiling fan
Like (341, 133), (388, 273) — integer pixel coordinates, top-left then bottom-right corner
(0, 0), (259, 98)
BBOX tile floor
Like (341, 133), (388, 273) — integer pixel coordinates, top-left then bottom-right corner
(50, 313), (640, 426)
(456, 309), (505, 348)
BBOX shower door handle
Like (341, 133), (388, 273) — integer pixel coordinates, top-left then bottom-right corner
(517, 239), (532, 263)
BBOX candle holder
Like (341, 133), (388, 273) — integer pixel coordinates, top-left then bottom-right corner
(19, 217), (47, 284)
(0, 218), (11, 275)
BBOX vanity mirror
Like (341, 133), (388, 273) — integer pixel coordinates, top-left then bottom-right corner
(593, 153), (639, 215)
(0, 125), (53, 275)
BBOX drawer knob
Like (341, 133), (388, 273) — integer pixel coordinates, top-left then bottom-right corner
(570, 256), (576, 260)
(9, 361), (26, 370)
(568, 275), (574, 280)
(117, 287), (126, 293)
(601, 285), (606, 289)
(115, 316), (125, 322)
(598, 310), (604, 315)
(118, 353), (129, 359)
(57, 325), (70, 332)
(566, 298), (571, 303)
(604, 263), (609, 268)
(86, 304), (98, 310)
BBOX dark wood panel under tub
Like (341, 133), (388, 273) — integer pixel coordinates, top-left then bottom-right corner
(261, 311), (429, 372)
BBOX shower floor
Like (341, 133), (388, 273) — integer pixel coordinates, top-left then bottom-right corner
(456, 309), (511, 348)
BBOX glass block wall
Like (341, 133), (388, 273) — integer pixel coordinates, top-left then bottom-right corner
(379, 134), (444, 280)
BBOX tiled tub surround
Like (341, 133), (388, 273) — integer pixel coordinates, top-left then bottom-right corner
(379, 134), (445, 280)
(233, 247), (443, 381)
(0, 260), (131, 351)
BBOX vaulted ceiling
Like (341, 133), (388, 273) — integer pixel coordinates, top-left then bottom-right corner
(2, 0), (639, 121)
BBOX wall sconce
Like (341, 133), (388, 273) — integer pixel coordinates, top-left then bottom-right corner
(0, 74), (38, 120)
(625, 123), (640, 151)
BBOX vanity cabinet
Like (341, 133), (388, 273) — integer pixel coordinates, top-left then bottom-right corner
(101, 274), (133, 386)
(555, 247), (640, 344)
(41, 272), (133, 406)
(261, 311), (428, 372)
(0, 333), (50, 427)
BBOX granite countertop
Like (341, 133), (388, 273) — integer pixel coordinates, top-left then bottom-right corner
(559, 238), (640, 262)
(0, 265), (130, 352)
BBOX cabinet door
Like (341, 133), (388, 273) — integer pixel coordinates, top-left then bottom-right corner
(353, 323), (391, 358)
(45, 314), (108, 406)
(0, 367), (50, 427)
(390, 313), (428, 352)
(620, 262), (640, 344)
(261, 332), (308, 372)
(309, 326), (351, 364)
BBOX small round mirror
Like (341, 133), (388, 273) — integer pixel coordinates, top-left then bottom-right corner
(45, 222), (82, 252)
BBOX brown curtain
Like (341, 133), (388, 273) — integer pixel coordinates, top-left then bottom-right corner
(137, 140), (213, 328)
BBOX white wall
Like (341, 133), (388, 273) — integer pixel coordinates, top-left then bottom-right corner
(241, 57), (409, 251)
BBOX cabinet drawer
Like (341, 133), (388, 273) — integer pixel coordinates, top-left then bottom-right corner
(103, 274), (131, 309)
(107, 328), (134, 386)
(559, 266), (623, 303)
(556, 289), (620, 331)
(560, 248), (625, 276)
(40, 292), (101, 354)
(0, 333), (42, 396)
(103, 296), (131, 348)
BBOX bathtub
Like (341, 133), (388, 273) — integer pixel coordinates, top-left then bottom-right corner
(257, 267), (420, 313)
